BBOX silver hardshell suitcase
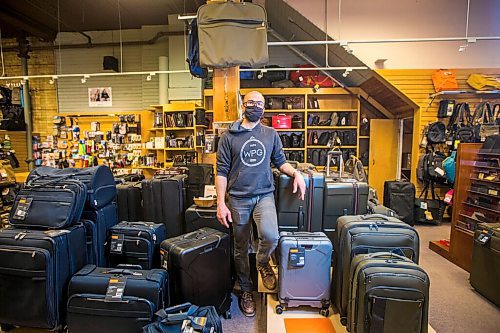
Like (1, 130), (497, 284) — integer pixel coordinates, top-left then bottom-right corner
(276, 232), (332, 316)
(348, 253), (430, 333)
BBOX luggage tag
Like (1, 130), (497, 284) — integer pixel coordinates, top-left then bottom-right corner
(420, 201), (428, 210)
(105, 276), (127, 302)
(110, 234), (125, 254)
(424, 210), (433, 221)
(477, 230), (493, 245)
(12, 197), (33, 220)
(289, 247), (305, 267)
(160, 249), (169, 270)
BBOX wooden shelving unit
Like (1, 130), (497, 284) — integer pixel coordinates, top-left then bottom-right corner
(429, 143), (500, 272)
(203, 87), (365, 167)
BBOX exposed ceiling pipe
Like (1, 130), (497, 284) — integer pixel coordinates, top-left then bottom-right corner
(0, 31), (184, 52)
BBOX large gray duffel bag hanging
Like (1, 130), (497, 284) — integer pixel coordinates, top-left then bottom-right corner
(197, 1), (269, 68)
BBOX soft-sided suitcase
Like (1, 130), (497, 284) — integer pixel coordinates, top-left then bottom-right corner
(108, 221), (166, 270)
(116, 182), (143, 222)
(9, 179), (87, 229)
(67, 265), (169, 333)
(27, 165), (116, 209)
(185, 205), (228, 234)
(333, 214), (420, 324)
(275, 171), (325, 233)
(276, 232), (332, 316)
(348, 253), (430, 333)
(160, 227), (232, 318)
(470, 223), (500, 307)
(383, 180), (416, 225)
(0, 225), (87, 330)
(142, 175), (186, 238)
(81, 202), (118, 266)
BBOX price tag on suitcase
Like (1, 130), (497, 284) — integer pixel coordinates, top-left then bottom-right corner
(105, 277), (127, 302)
(110, 234), (125, 254)
(289, 248), (305, 267)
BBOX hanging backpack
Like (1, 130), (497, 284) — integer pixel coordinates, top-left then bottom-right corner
(442, 151), (456, 184)
(426, 121), (446, 144)
(448, 103), (474, 143)
(186, 19), (208, 79)
(437, 100), (455, 118)
(426, 151), (448, 184)
(472, 102), (498, 142)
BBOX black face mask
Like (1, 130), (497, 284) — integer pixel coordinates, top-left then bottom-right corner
(244, 105), (264, 123)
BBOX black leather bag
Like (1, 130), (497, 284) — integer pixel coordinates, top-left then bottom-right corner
(438, 100), (455, 118)
(291, 115), (303, 129)
(280, 134), (291, 148)
(263, 65), (287, 82)
(317, 132), (331, 146)
(456, 126), (476, 143)
(414, 184), (444, 225)
(291, 133), (302, 148)
(319, 149), (328, 166)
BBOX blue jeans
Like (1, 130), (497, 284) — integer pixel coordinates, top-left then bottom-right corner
(228, 193), (279, 292)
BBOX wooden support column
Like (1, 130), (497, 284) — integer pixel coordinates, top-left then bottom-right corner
(212, 67), (240, 122)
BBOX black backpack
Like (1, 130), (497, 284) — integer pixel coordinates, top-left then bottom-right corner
(427, 121), (446, 144)
(338, 112), (349, 126)
(280, 134), (291, 148)
(0, 87), (12, 106)
(291, 133), (302, 148)
(311, 149), (320, 165)
(1, 105), (26, 131)
(425, 151), (448, 184)
(186, 19), (208, 79)
(343, 130), (357, 145)
(319, 149), (328, 166)
(437, 100), (455, 118)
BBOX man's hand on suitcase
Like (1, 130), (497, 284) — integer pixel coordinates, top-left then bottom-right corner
(217, 203), (232, 228)
(292, 170), (306, 200)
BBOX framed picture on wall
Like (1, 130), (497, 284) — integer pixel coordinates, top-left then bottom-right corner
(88, 87), (112, 107)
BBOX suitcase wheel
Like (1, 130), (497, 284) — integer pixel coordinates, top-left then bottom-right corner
(223, 310), (232, 319)
(275, 304), (284, 315)
(0, 324), (15, 332)
(340, 316), (347, 326)
(320, 308), (330, 317)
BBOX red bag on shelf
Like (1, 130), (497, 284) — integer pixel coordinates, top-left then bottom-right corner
(272, 114), (292, 129)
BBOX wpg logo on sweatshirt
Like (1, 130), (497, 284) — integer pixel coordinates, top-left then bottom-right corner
(240, 136), (266, 167)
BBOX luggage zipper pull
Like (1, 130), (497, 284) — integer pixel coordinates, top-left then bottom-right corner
(32, 251), (36, 258)
(94, 199), (98, 207)
(136, 240), (140, 246)
(15, 232), (26, 240)
(138, 231), (142, 237)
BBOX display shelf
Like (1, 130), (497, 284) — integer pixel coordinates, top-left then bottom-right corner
(429, 90), (500, 99)
(455, 225), (475, 236)
(148, 128), (163, 131)
(265, 109), (306, 113)
(359, 136), (370, 139)
(467, 189), (500, 199)
(463, 201), (500, 214)
(470, 177), (500, 184)
(166, 147), (196, 151)
(283, 148), (305, 151)
(306, 109), (358, 113)
(308, 145), (357, 149)
(307, 126), (357, 130)
(274, 128), (306, 132)
(163, 127), (195, 131)
(196, 125), (208, 128)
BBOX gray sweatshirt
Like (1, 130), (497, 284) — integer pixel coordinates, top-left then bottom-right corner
(216, 121), (286, 198)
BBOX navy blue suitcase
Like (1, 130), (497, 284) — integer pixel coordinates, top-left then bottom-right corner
(0, 224), (87, 330)
(9, 179), (87, 229)
(108, 221), (167, 270)
(67, 265), (169, 333)
(27, 165), (116, 209)
(81, 202), (118, 266)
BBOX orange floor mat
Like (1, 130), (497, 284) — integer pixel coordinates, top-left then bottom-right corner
(284, 318), (336, 333)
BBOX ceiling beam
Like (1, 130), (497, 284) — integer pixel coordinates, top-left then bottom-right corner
(0, 4), (56, 40)
(358, 88), (395, 119)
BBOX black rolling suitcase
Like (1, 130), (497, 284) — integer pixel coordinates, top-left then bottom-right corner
(470, 223), (500, 307)
(275, 170), (325, 232)
(0, 225), (87, 331)
(81, 202), (118, 266)
(142, 175), (187, 238)
(348, 253), (430, 333)
(322, 151), (369, 241)
(185, 205), (228, 234)
(116, 182), (143, 222)
(9, 178), (87, 229)
(67, 265), (169, 333)
(108, 221), (167, 270)
(383, 180), (416, 225)
(27, 165), (117, 210)
(333, 214), (420, 324)
(161, 227), (232, 318)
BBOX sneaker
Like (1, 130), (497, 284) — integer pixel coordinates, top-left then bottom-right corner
(257, 263), (277, 290)
(239, 291), (256, 317)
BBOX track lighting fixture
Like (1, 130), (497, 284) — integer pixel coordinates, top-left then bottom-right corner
(49, 76), (58, 85)
(340, 42), (353, 54)
(342, 68), (352, 77)
(458, 45), (468, 52)
(81, 75), (90, 84)
(146, 75), (152, 81)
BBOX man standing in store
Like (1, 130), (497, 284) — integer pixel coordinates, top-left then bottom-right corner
(216, 90), (306, 317)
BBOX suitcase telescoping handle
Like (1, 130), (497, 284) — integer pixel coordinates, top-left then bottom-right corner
(326, 150), (343, 178)
(195, 208), (217, 219)
(361, 214), (390, 221)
